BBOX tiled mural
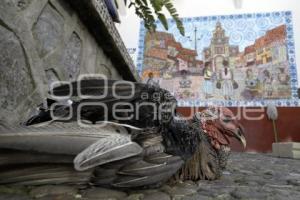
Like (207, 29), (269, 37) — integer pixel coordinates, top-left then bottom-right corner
(137, 11), (298, 107)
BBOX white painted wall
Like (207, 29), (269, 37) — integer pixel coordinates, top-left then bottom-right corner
(116, 0), (300, 85)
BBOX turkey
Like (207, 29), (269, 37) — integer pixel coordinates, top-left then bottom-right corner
(176, 107), (246, 181)
(0, 79), (246, 188)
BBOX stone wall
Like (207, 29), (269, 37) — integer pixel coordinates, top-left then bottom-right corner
(0, 0), (137, 126)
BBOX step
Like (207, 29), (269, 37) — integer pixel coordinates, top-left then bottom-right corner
(272, 142), (300, 159)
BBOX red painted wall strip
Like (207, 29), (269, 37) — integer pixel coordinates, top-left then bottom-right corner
(177, 107), (300, 153)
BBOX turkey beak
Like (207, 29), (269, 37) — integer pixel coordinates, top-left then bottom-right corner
(234, 126), (246, 149)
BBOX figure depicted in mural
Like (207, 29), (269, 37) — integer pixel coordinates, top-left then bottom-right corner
(146, 72), (160, 87)
(202, 62), (214, 99)
(277, 67), (290, 96)
(179, 70), (192, 89)
(218, 60), (237, 100)
(241, 68), (261, 100)
(263, 70), (274, 97)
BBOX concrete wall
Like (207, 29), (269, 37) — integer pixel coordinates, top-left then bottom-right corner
(0, 0), (124, 126)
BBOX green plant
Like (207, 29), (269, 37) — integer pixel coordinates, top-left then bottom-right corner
(128, 0), (185, 35)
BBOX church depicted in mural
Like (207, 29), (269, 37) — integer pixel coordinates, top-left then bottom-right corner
(138, 12), (297, 106)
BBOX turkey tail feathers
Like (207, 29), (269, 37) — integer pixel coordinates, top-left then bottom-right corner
(74, 135), (143, 171)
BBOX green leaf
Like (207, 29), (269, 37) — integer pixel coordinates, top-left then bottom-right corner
(158, 13), (168, 30)
(135, 0), (143, 6)
(141, 0), (148, 6)
(163, 0), (185, 35)
(128, 2), (135, 8)
(150, 0), (163, 12)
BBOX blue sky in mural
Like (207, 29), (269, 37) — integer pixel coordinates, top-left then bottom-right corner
(155, 12), (287, 60)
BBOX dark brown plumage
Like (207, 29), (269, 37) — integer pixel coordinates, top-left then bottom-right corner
(0, 79), (246, 188)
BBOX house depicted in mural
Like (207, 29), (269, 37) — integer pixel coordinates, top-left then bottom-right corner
(142, 31), (203, 79)
(234, 24), (287, 69)
(139, 12), (295, 105)
(244, 45), (256, 67)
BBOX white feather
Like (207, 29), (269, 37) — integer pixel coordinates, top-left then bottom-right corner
(266, 103), (278, 120)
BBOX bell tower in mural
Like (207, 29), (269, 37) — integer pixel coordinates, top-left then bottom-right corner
(203, 22), (239, 72)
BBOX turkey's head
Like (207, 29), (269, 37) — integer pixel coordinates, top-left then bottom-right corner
(196, 107), (246, 150)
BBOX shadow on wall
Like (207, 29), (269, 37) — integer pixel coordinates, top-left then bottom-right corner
(177, 107), (300, 153)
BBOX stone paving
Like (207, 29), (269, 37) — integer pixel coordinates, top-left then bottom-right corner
(0, 152), (299, 200)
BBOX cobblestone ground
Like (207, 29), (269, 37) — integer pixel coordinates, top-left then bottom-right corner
(0, 153), (299, 200)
